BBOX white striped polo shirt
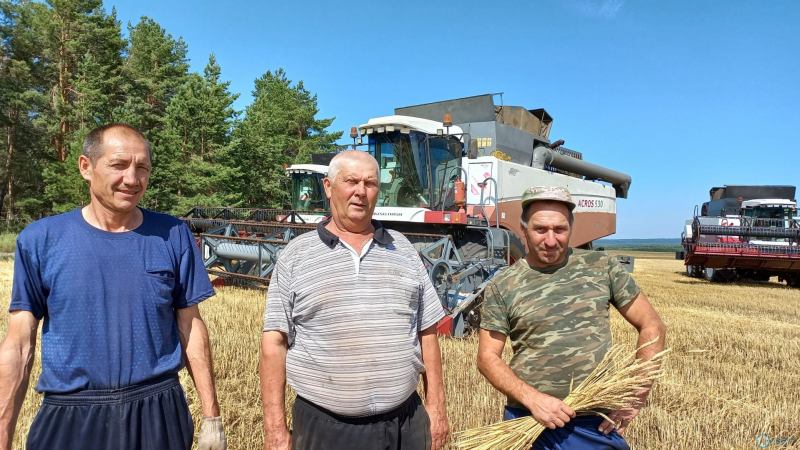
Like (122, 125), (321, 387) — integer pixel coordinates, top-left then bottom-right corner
(263, 218), (445, 417)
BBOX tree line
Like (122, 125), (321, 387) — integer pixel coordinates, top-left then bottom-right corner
(0, 0), (342, 228)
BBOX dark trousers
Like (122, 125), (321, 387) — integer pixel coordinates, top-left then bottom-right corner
(504, 405), (630, 450)
(292, 392), (432, 450)
(27, 374), (194, 450)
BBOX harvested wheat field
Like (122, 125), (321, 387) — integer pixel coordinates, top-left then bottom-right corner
(1, 256), (799, 449)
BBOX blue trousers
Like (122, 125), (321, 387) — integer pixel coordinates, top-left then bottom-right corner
(26, 374), (194, 450)
(504, 405), (630, 450)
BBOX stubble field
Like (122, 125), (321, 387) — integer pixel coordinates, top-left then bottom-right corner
(1, 256), (799, 449)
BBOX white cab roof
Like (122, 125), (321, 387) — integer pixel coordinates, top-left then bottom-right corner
(285, 164), (328, 175)
(741, 199), (796, 208)
(359, 115), (464, 137)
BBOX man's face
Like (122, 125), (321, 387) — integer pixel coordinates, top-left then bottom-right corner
(323, 157), (379, 231)
(79, 130), (151, 215)
(523, 201), (572, 267)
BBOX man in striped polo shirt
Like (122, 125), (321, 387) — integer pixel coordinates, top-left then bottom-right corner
(260, 150), (450, 450)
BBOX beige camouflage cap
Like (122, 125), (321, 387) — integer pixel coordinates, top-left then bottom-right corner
(521, 186), (576, 211)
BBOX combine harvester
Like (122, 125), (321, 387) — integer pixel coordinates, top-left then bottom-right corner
(184, 94), (634, 335)
(681, 185), (800, 287)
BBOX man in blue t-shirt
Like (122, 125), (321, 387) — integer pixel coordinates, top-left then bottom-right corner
(0, 124), (227, 449)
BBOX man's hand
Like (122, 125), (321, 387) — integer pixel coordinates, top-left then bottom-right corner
(598, 387), (649, 435)
(426, 405), (449, 450)
(263, 429), (291, 450)
(198, 416), (227, 450)
(523, 391), (575, 430)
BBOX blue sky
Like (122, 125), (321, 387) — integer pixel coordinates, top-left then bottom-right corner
(109, 0), (800, 239)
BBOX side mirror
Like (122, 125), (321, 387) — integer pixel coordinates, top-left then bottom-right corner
(467, 139), (478, 159)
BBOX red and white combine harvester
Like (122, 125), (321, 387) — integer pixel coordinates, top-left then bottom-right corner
(681, 185), (800, 287)
(183, 94), (635, 335)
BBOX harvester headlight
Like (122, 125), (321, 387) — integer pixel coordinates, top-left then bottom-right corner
(377, 127), (385, 133)
(400, 127), (410, 134)
(437, 128), (443, 136)
(444, 213), (451, 222)
(386, 125), (395, 132)
(366, 128), (374, 135)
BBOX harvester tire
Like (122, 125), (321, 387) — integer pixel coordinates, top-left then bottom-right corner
(457, 231), (526, 265)
(508, 234), (526, 264)
(458, 235), (491, 261)
(704, 267), (735, 283)
(786, 276), (800, 288)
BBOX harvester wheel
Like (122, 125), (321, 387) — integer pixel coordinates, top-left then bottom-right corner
(786, 275), (800, 288)
(508, 234), (526, 264)
(686, 265), (694, 277)
(704, 267), (735, 283)
(458, 239), (490, 261)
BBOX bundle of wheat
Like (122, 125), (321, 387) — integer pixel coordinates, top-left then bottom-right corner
(454, 340), (670, 450)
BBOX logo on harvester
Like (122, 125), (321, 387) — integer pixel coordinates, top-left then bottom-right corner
(577, 199), (604, 208)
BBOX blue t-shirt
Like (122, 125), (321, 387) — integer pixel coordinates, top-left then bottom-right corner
(9, 208), (215, 393)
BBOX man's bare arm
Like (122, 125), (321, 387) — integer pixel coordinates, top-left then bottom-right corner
(477, 329), (574, 429)
(618, 292), (666, 363)
(0, 311), (39, 450)
(419, 326), (449, 450)
(259, 331), (290, 450)
(176, 305), (220, 418)
(598, 292), (666, 435)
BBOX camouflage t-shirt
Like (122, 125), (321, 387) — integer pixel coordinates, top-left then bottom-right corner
(481, 249), (640, 409)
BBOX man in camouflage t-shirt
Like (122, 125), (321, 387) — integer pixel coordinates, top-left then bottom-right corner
(477, 186), (666, 450)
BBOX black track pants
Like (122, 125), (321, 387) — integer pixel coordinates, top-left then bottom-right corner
(292, 392), (432, 450)
(26, 374), (194, 450)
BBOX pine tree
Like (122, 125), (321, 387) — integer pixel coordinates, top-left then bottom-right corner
(36, 0), (127, 213)
(0, 0), (51, 223)
(231, 68), (342, 208)
(160, 54), (241, 215)
(118, 16), (189, 211)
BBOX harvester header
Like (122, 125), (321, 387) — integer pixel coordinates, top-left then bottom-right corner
(682, 185), (800, 286)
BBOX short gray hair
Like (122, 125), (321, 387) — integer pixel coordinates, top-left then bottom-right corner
(327, 150), (379, 182)
(83, 123), (152, 166)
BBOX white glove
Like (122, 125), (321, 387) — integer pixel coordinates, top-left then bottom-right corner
(198, 416), (227, 450)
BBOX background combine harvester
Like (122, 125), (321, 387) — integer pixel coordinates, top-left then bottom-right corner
(183, 94), (634, 335)
(681, 185), (800, 287)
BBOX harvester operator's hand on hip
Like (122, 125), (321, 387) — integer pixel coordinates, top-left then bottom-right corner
(198, 416), (228, 450)
(525, 391), (576, 430)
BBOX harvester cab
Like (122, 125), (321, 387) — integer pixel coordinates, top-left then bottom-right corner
(284, 164), (329, 223)
(740, 200), (797, 245)
(359, 116), (465, 214)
